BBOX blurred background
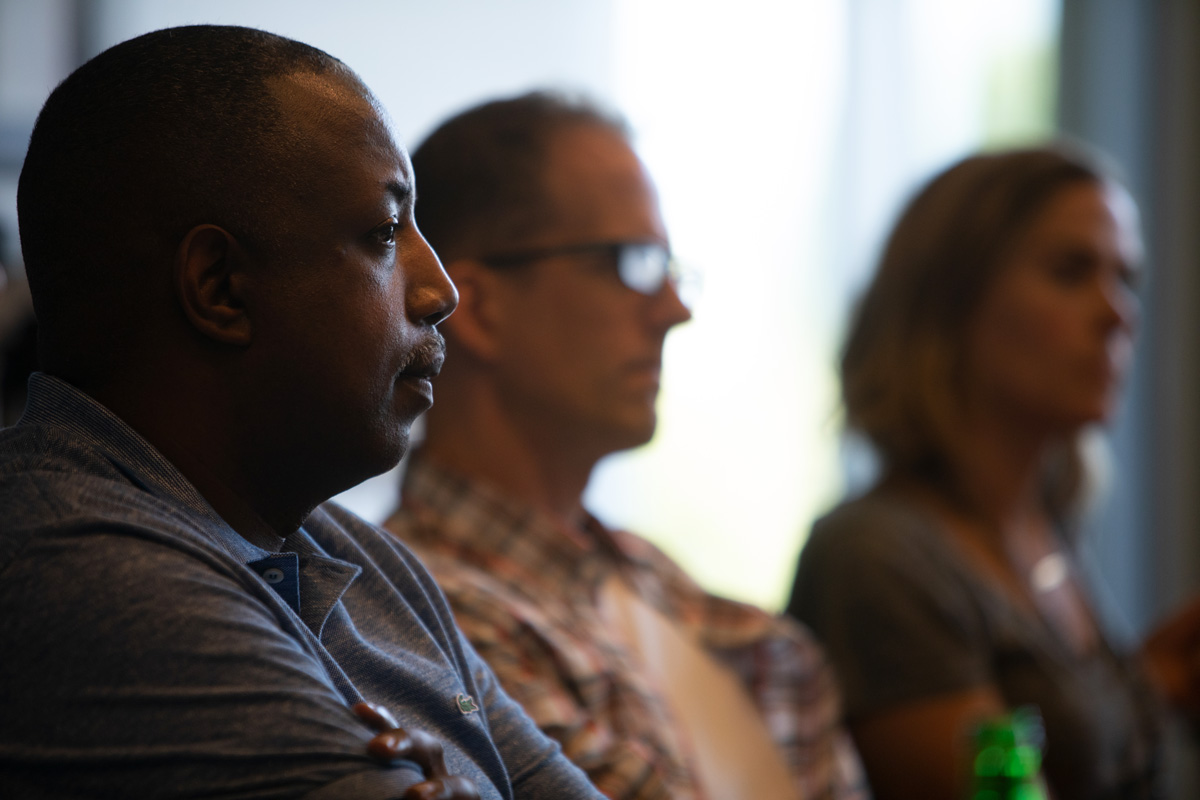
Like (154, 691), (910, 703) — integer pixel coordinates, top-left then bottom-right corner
(0, 0), (1196, 666)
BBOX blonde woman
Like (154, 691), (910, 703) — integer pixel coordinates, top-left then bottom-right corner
(788, 145), (1200, 800)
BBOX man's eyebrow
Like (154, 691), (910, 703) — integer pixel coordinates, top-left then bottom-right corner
(387, 180), (414, 207)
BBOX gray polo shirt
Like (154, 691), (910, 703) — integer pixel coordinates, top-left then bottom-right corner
(0, 373), (601, 800)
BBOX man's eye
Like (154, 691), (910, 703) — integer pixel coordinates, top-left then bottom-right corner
(375, 220), (399, 246)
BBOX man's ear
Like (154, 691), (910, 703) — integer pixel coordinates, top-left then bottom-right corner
(174, 224), (253, 346)
(442, 259), (508, 363)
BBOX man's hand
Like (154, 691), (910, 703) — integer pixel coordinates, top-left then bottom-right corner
(353, 702), (482, 800)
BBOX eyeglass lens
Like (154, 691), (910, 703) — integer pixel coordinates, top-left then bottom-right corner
(617, 243), (673, 295)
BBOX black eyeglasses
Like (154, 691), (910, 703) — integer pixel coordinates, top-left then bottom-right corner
(480, 241), (686, 297)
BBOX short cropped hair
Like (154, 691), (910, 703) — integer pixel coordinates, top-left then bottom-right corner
(842, 144), (1125, 509)
(412, 91), (629, 261)
(18, 25), (360, 374)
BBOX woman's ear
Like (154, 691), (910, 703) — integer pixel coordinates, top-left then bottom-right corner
(441, 258), (508, 363)
(174, 224), (253, 346)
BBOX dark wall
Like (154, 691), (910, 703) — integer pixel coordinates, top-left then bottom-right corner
(1059, 1), (1200, 794)
(1059, 0), (1200, 635)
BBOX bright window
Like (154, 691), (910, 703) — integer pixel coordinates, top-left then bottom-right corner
(586, 0), (1060, 609)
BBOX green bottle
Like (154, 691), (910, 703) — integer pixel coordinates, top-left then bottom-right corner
(968, 706), (1049, 800)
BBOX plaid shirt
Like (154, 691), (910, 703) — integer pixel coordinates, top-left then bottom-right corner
(385, 457), (869, 800)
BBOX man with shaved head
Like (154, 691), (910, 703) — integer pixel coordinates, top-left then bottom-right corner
(0, 25), (601, 800)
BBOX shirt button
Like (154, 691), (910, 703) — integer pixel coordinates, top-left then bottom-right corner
(262, 567), (285, 584)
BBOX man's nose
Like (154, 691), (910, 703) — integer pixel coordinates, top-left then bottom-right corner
(410, 236), (459, 327)
(648, 279), (693, 333)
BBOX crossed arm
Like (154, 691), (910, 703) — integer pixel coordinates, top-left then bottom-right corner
(355, 703), (480, 800)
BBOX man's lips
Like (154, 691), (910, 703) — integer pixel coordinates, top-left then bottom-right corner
(400, 352), (444, 380)
(624, 359), (663, 399)
(626, 358), (662, 381)
(393, 334), (446, 410)
(397, 332), (446, 381)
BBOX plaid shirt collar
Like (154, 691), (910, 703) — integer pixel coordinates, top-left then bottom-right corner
(398, 453), (633, 595)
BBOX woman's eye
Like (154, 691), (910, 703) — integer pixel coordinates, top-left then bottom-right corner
(1047, 252), (1093, 286)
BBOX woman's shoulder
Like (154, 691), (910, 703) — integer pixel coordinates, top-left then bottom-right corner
(807, 488), (942, 559)
(791, 485), (991, 645)
(794, 487), (976, 618)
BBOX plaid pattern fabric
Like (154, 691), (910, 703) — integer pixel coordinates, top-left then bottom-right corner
(385, 457), (870, 800)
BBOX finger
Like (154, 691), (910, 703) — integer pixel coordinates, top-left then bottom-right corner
(367, 728), (449, 778)
(353, 701), (400, 732)
(402, 777), (482, 800)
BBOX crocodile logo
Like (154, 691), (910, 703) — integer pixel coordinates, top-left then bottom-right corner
(455, 693), (479, 715)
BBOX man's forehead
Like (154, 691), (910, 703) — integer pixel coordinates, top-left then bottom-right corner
(536, 124), (666, 243)
(265, 71), (409, 179)
(269, 71), (399, 146)
(544, 124), (638, 174)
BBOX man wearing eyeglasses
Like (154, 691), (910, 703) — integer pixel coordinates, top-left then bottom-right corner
(385, 92), (867, 800)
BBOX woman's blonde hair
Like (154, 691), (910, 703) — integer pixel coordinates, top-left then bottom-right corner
(841, 144), (1126, 514)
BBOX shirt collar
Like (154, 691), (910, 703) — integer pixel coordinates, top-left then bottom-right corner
(399, 453), (627, 589)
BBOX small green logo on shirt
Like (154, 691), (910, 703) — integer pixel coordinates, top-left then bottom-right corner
(455, 693), (479, 715)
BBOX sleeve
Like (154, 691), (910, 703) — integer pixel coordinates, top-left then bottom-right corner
(626, 533), (870, 800)
(785, 500), (992, 722)
(713, 613), (871, 800)
(323, 506), (604, 799)
(431, 565), (654, 799)
(0, 522), (427, 800)
(462, 634), (604, 800)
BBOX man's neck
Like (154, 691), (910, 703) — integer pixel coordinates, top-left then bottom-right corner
(420, 409), (596, 524)
(85, 374), (310, 542)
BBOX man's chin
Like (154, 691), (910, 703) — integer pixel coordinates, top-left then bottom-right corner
(336, 427), (412, 492)
(602, 414), (658, 455)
